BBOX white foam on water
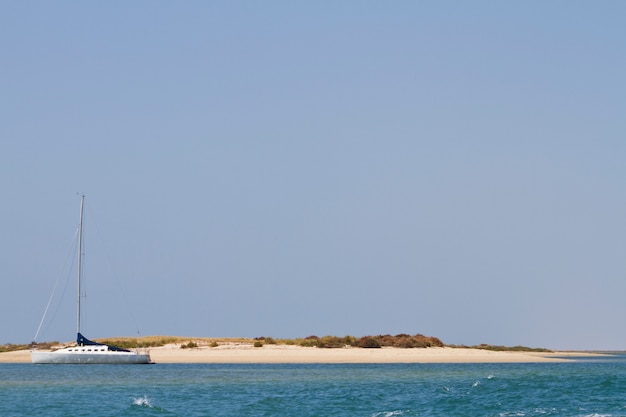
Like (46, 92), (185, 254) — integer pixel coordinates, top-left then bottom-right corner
(132, 395), (152, 407)
(371, 411), (406, 417)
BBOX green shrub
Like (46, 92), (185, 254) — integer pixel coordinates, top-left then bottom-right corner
(318, 336), (343, 348)
(299, 336), (320, 347)
(342, 335), (358, 346)
(393, 336), (418, 348)
(358, 337), (381, 348)
(255, 336), (277, 344)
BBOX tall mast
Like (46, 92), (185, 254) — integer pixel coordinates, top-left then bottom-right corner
(77, 195), (85, 338)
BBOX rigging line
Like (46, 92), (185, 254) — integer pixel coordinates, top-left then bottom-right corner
(33, 227), (80, 343)
(41, 248), (76, 342)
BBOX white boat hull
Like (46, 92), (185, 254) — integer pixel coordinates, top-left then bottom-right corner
(31, 346), (151, 364)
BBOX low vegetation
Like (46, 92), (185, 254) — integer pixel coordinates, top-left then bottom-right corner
(97, 336), (185, 349)
(1, 341), (58, 352)
(257, 334), (444, 349)
(449, 343), (552, 353)
(180, 341), (198, 349)
(2, 335), (551, 353)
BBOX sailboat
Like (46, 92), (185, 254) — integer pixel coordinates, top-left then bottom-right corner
(31, 195), (151, 364)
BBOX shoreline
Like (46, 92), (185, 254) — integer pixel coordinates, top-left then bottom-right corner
(0, 344), (605, 364)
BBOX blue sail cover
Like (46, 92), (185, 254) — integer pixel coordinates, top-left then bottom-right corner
(76, 333), (131, 352)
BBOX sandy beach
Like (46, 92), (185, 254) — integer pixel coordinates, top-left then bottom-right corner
(0, 343), (596, 364)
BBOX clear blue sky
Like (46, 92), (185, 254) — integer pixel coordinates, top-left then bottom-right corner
(2, 2), (625, 350)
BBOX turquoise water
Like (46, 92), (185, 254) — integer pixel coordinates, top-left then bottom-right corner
(2, 358), (626, 416)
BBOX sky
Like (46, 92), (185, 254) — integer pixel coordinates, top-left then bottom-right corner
(2, 2), (625, 351)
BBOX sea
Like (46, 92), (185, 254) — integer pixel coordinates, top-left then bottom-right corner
(2, 356), (626, 417)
